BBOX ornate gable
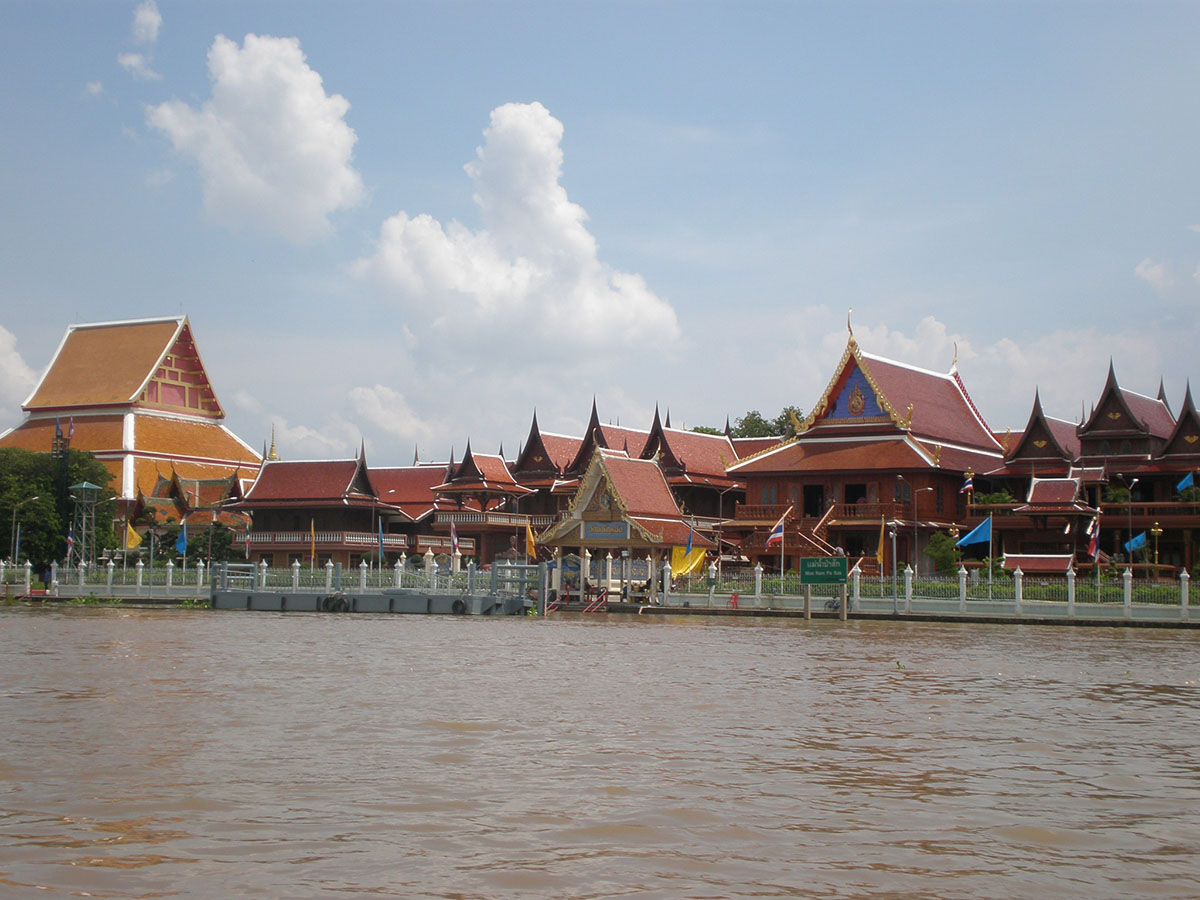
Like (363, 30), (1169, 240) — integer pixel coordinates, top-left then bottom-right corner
(1160, 384), (1200, 458)
(135, 322), (223, 419)
(1007, 392), (1073, 463)
(639, 406), (684, 471)
(513, 412), (558, 474)
(799, 335), (910, 433)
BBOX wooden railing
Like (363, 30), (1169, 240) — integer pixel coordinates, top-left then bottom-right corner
(735, 502), (906, 522)
(245, 531), (475, 554)
(436, 512), (557, 528)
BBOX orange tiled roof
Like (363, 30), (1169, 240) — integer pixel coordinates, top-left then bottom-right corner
(134, 415), (259, 465)
(371, 465), (451, 522)
(25, 317), (185, 410)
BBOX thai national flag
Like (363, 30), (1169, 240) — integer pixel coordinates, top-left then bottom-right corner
(766, 507), (792, 547)
(960, 474), (974, 494)
(451, 521), (459, 555)
(1085, 517), (1100, 559)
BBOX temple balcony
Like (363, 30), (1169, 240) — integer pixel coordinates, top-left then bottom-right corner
(436, 511), (557, 528)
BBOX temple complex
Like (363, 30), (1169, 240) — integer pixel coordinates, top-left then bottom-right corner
(6, 314), (1200, 579)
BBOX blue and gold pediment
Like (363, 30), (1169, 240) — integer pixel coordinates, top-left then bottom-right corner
(826, 367), (884, 421)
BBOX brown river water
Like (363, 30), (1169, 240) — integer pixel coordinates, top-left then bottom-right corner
(0, 606), (1197, 899)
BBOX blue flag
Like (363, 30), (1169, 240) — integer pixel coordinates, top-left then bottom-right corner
(1124, 532), (1146, 554)
(1177, 471), (1194, 492)
(955, 516), (992, 547)
(176, 522), (188, 554)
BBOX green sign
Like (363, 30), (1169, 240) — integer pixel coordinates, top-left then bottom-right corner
(799, 556), (849, 585)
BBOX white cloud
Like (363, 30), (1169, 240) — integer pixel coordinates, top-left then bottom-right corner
(348, 384), (434, 445)
(118, 52), (160, 81)
(84, 81), (104, 97)
(132, 1), (162, 44)
(354, 101), (679, 352)
(1134, 257), (1173, 292)
(146, 33), (365, 244)
(0, 325), (38, 429)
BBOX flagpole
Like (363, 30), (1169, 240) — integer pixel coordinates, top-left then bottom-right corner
(987, 516), (993, 601)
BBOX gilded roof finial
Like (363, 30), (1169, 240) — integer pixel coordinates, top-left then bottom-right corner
(847, 308), (854, 339)
(267, 425), (279, 461)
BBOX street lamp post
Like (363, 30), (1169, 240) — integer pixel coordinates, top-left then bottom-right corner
(10, 495), (39, 562)
(888, 524), (898, 613)
(1151, 521), (1163, 579)
(1124, 476), (1139, 568)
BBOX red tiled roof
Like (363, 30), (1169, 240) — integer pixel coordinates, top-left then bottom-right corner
(537, 432), (582, 471)
(603, 452), (684, 519)
(371, 465), (451, 522)
(1121, 389), (1175, 438)
(859, 353), (1001, 451)
(1002, 554), (1075, 574)
(245, 459), (369, 503)
(731, 437), (930, 474)
(655, 426), (737, 478)
(732, 436), (785, 458)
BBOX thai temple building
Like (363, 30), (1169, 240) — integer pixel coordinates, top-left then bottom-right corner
(0, 316), (261, 509)
(725, 327), (1005, 576)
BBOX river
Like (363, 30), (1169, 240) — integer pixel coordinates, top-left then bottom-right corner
(1, 607), (1197, 898)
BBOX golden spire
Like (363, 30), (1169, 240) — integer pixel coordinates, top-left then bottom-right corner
(267, 425), (279, 461)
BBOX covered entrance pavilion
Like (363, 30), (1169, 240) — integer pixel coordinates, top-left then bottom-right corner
(537, 449), (713, 602)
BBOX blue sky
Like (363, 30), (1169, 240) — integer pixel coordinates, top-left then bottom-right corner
(2, 1), (1199, 461)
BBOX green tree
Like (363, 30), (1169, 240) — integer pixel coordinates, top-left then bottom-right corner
(0, 447), (116, 570)
(773, 405), (804, 437)
(924, 532), (961, 573)
(690, 424), (722, 435)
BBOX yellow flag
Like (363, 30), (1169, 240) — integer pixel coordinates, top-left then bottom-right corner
(875, 517), (885, 566)
(125, 523), (143, 549)
(526, 523), (536, 558)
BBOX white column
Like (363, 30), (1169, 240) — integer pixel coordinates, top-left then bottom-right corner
(196, 559), (205, 588)
(753, 563), (763, 597)
(359, 559), (369, 589)
(1066, 567), (1076, 617)
(904, 565), (913, 613)
(135, 558), (144, 590)
(1014, 567), (1023, 615)
(394, 559), (403, 588)
(958, 565), (967, 613)
(107, 559), (115, 595)
(166, 559), (175, 589)
(292, 560), (301, 591)
(324, 559), (334, 590)
(1122, 567), (1133, 618)
(1181, 570), (1190, 621)
(258, 559), (268, 589)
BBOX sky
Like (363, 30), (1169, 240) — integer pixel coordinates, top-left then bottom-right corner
(2, 1), (1200, 463)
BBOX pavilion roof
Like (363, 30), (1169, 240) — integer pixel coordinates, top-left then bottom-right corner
(242, 458), (382, 508)
(371, 465), (453, 522)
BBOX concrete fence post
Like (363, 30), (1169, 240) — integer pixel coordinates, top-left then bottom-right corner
(904, 565), (913, 613)
(1013, 567), (1023, 616)
(707, 562), (717, 606)
(958, 565), (968, 613)
(359, 559), (369, 590)
(851, 565), (861, 608)
(662, 561), (672, 604)
(1122, 567), (1133, 619)
(107, 558), (115, 596)
(166, 559), (175, 591)
(394, 559), (403, 588)
(135, 559), (143, 591)
(196, 559), (205, 588)
(258, 559), (268, 589)
(1066, 567), (1076, 617)
(754, 563), (763, 598)
(24, 560), (33, 594)
(77, 562), (86, 587)
(291, 560), (301, 591)
(324, 559), (334, 591)
(424, 548), (436, 586)
(1180, 570), (1189, 621)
